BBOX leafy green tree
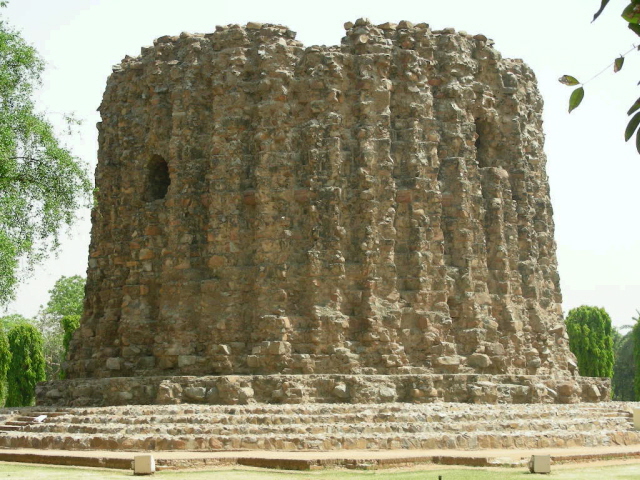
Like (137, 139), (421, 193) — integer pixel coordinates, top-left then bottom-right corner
(631, 312), (640, 399)
(0, 313), (29, 404)
(612, 325), (635, 400)
(42, 275), (84, 319)
(0, 6), (91, 305)
(33, 275), (85, 379)
(0, 313), (29, 331)
(32, 314), (62, 381)
(565, 306), (615, 378)
(0, 327), (10, 406)
(61, 314), (80, 355)
(6, 322), (45, 406)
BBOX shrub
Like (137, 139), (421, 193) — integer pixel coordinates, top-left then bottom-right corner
(565, 306), (614, 378)
(6, 323), (46, 407)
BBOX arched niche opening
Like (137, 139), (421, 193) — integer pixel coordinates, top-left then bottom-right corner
(145, 154), (171, 202)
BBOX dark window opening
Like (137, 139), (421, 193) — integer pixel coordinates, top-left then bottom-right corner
(146, 154), (170, 202)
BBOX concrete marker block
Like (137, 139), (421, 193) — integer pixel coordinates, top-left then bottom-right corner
(633, 408), (640, 430)
(528, 455), (550, 474)
(134, 454), (155, 475)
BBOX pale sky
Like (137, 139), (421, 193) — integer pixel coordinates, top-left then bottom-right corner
(3, 0), (640, 329)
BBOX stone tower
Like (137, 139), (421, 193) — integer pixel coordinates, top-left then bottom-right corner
(53, 20), (609, 405)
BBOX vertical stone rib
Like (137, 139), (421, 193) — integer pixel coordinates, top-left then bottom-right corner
(238, 27), (299, 374)
(203, 29), (254, 374)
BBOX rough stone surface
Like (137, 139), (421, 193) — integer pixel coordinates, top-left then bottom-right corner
(38, 374), (609, 407)
(53, 20), (607, 405)
(2, 402), (639, 453)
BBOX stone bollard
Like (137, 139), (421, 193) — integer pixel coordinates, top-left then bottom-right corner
(528, 455), (551, 474)
(133, 454), (155, 475)
(633, 408), (640, 430)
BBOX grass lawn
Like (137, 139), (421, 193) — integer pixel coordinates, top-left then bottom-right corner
(1, 462), (640, 479)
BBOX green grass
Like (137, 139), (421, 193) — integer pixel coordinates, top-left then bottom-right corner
(0, 462), (640, 480)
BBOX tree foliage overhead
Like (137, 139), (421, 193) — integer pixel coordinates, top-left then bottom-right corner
(0, 8), (91, 305)
(565, 305), (615, 378)
(560, 0), (640, 152)
(5, 322), (45, 406)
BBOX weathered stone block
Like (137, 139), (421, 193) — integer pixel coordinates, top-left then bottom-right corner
(106, 358), (120, 370)
(468, 354), (491, 368)
(528, 455), (551, 474)
(184, 387), (206, 402)
(133, 454), (155, 475)
(333, 383), (349, 399)
(177, 355), (197, 368)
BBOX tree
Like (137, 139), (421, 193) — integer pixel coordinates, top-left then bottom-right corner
(0, 6), (91, 305)
(0, 326), (10, 406)
(42, 275), (84, 319)
(61, 314), (80, 356)
(6, 322), (45, 406)
(32, 311), (62, 380)
(0, 313), (29, 404)
(612, 325), (635, 400)
(0, 312), (29, 331)
(632, 311), (640, 398)
(565, 306), (615, 378)
(33, 275), (85, 379)
(560, 1), (640, 151)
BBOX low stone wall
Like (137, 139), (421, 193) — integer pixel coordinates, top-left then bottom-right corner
(37, 374), (610, 407)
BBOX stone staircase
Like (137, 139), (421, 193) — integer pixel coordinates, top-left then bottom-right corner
(0, 409), (68, 433)
(0, 402), (638, 452)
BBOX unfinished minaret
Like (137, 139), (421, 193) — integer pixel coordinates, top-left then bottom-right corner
(43, 20), (609, 406)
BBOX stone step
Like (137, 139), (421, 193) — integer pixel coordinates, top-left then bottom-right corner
(14, 414), (66, 421)
(34, 415), (633, 432)
(1, 402), (636, 452)
(68, 404), (623, 414)
(0, 425), (24, 432)
(20, 416), (632, 437)
(0, 428), (637, 452)
(35, 406), (631, 425)
(0, 409), (70, 433)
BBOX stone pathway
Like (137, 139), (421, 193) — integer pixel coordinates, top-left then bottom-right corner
(1, 444), (640, 471)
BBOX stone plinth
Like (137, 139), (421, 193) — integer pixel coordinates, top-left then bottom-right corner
(37, 374), (610, 407)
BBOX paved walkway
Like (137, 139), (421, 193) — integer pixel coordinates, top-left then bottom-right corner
(1, 444), (640, 471)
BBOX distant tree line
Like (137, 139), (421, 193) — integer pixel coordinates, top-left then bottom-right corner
(0, 275), (84, 406)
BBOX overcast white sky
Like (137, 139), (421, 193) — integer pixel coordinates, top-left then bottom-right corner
(3, 0), (639, 329)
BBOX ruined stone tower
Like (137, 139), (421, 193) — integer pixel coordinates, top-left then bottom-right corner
(50, 19), (609, 406)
